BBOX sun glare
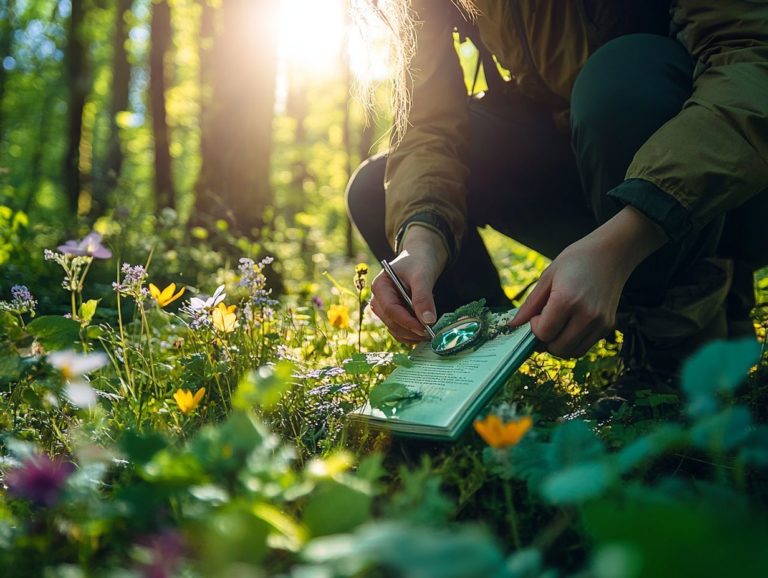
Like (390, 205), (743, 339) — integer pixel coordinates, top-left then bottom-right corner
(278, 0), (346, 76)
(277, 0), (391, 83)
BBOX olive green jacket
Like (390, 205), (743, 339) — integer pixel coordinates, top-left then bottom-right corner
(385, 0), (768, 259)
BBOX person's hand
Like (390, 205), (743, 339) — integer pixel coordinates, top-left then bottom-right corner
(512, 206), (668, 358)
(370, 226), (449, 344)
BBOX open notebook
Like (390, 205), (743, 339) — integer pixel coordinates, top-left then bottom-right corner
(347, 320), (537, 441)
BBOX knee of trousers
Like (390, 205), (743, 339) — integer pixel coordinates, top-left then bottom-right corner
(345, 153), (387, 234)
(570, 34), (694, 164)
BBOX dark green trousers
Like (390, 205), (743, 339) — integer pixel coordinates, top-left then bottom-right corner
(346, 34), (768, 350)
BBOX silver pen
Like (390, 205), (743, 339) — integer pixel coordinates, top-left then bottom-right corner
(380, 259), (436, 339)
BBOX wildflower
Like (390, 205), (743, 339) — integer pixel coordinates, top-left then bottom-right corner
(354, 263), (369, 291)
(238, 256), (278, 306)
(211, 302), (238, 333)
(473, 414), (533, 448)
(173, 388), (206, 414)
(188, 284), (226, 312)
(113, 263), (149, 301)
(149, 282), (185, 308)
(5, 454), (75, 507)
(327, 304), (350, 329)
(135, 530), (185, 578)
(48, 350), (109, 408)
(57, 231), (112, 259)
(0, 285), (37, 317)
(311, 295), (324, 309)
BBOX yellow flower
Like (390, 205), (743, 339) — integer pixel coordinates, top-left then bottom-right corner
(149, 282), (185, 307)
(354, 263), (369, 291)
(174, 387), (206, 414)
(473, 415), (533, 448)
(211, 302), (238, 333)
(327, 304), (350, 329)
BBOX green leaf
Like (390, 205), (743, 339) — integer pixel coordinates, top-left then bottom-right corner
(233, 361), (294, 410)
(547, 420), (605, 470)
(691, 405), (752, 452)
(740, 426), (768, 468)
(78, 299), (99, 325)
(0, 353), (23, 385)
(616, 424), (687, 474)
(119, 430), (167, 465)
(26, 316), (80, 350)
(541, 461), (613, 504)
(197, 506), (270, 568)
(303, 479), (372, 536)
(343, 353), (373, 375)
(504, 438), (550, 488)
(681, 339), (760, 414)
(392, 352), (414, 368)
(369, 381), (420, 410)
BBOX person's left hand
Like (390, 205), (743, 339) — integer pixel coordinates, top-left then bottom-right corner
(511, 206), (668, 358)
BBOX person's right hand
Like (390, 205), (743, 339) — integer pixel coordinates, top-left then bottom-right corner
(369, 225), (449, 344)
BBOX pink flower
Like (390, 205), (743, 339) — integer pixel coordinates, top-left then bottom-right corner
(4, 454), (75, 507)
(58, 232), (112, 259)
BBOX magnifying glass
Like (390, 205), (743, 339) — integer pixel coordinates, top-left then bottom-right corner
(380, 260), (484, 356)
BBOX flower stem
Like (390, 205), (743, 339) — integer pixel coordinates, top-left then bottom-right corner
(503, 481), (522, 550)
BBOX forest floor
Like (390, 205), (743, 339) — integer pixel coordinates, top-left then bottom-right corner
(1, 217), (767, 577)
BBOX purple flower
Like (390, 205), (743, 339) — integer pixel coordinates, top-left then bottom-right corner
(4, 454), (75, 507)
(135, 530), (185, 578)
(58, 232), (112, 259)
(0, 285), (37, 315)
(113, 263), (149, 301)
(311, 295), (324, 309)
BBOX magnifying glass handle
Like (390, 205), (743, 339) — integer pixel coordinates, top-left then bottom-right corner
(380, 259), (436, 339)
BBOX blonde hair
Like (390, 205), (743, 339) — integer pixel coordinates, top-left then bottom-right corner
(351, 0), (477, 145)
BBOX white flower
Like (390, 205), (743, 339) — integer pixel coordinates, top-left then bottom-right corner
(48, 350), (108, 409)
(188, 284), (226, 311)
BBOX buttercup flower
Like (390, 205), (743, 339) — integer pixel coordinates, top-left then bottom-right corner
(211, 302), (238, 333)
(5, 454), (75, 507)
(473, 414), (533, 448)
(48, 350), (109, 408)
(173, 388), (206, 414)
(57, 231), (112, 259)
(149, 282), (186, 308)
(327, 304), (350, 329)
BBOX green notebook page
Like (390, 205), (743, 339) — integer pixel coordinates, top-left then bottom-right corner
(362, 323), (534, 429)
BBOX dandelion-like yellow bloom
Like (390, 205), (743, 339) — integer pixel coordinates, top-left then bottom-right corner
(173, 387), (206, 414)
(149, 282), (186, 307)
(211, 302), (238, 333)
(473, 415), (533, 448)
(327, 304), (350, 329)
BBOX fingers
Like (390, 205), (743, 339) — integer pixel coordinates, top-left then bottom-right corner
(540, 307), (614, 358)
(409, 275), (438, 326)
(370, 271), (430, 343)
(512, 271), (552, 327)
(517, 271), (614, 358)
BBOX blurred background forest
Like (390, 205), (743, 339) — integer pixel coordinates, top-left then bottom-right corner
(0, 0), (405, 286)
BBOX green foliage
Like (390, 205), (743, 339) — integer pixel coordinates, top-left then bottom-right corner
(25, 315), (80, 350)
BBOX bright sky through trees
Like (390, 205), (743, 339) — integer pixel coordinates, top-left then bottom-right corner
(277, 0), (391, 83)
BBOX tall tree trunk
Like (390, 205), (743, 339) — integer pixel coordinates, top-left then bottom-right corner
(0, 0), (16, 144)
(286, 67), (310, 223)
(93, 0), (133, 215)
(150, 0), (176, 213)
(64, 0), (90, 217)
(194, 0), (278, 236)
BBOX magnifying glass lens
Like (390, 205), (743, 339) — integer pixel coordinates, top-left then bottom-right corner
(432, 317), (483, 355)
